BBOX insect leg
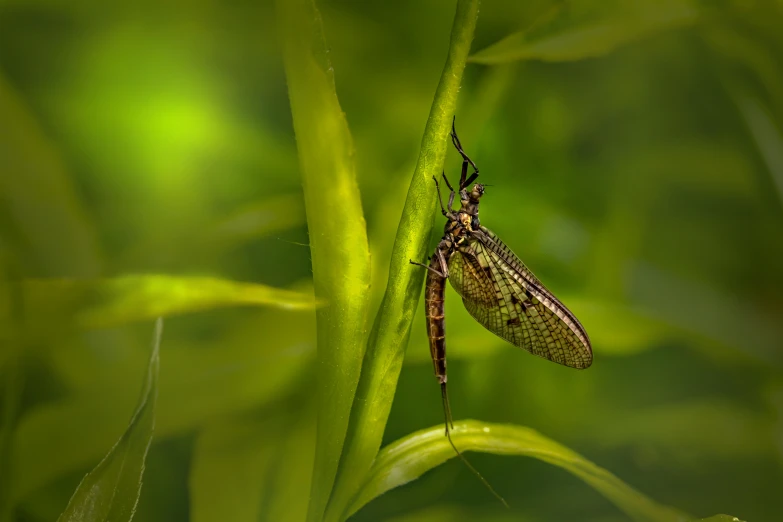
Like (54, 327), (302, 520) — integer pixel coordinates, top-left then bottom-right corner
(463, 170), (479, 188)
(441, 173), (456, 211)
(409, 259), (447, 278)
(434, 248), (450, 278)
(432, 175), (454, 218)
(441, 171), (455, 192)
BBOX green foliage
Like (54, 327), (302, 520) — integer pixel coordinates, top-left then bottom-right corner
(22, 275), (320, 330)
(323, 2), (481, 521)
(56, 318), (162, 522)
(0, 0), (779, 521)
(470, 0), (698, 64)
(277, 0), (372, 521)
(11, 308), (314, 501)
(349, 421), (689, 522)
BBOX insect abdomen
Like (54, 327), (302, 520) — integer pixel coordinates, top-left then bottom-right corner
(425, 255), (447, 384)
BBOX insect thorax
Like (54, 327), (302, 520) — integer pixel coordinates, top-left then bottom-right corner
(441, 184), (484, 248)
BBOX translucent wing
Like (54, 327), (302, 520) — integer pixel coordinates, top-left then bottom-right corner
(448, 226), (592, 369)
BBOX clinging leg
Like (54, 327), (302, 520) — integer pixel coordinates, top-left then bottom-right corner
(441, 173), (456, 211)
(434, 248), (449, 278)
(432, 175), (453, 218)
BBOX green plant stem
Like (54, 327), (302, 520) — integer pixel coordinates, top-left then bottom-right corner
(277, 1), (372, 522)
(323, 1), (481, 521)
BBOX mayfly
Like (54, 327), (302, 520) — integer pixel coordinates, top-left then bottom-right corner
(411, 118), (592, 500)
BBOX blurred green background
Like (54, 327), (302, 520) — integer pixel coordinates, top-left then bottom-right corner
(1, 0), (782, 521)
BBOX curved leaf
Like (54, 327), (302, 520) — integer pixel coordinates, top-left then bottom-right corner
(13, 308), (313, 500)
(56, 318), (162, 522)
(324, 1), (481, 521)
(21, 275), (320, 330)
(348, 421), (691, 522)
(277, 0), (373, 521)
(469, 1), (697, 64)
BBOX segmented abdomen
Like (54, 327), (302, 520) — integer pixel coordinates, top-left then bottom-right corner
(425, 255), (447, 383)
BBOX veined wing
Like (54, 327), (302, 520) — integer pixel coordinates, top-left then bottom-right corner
(448, 226), (592, 369)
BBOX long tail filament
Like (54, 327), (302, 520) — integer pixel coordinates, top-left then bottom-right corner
(440, 382), (509, 508)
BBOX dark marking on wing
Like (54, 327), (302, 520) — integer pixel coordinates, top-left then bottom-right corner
(447, 246), (495, 306)
(448, 228), (592, 369)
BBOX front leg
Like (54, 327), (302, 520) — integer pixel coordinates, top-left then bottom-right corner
(432, 175), (455, 218)
(434, 248), (450, 278)
(441, 173), (456, 212)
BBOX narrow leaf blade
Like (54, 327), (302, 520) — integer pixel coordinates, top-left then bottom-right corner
(22, 275), (320, 330)
(349, 421), (691, 522)
(277, 0), (373, 521)
(13, 309), (313, 500)
(56, 318), (163, 522)
(469, 2), (697, 64)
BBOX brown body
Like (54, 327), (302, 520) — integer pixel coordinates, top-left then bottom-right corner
(417, 145), (591, 426)
(410, 120), (590, 506)
(424, 256), (446, 383)
(425, 253), (448, 384)
(424, 185), (481, 388)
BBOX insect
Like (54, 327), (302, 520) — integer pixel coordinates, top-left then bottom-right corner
(411, 118), (593, 440)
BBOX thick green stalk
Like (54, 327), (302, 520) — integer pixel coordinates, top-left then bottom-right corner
(324, 1), (481, 521)
(277, 1), (372, 522)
